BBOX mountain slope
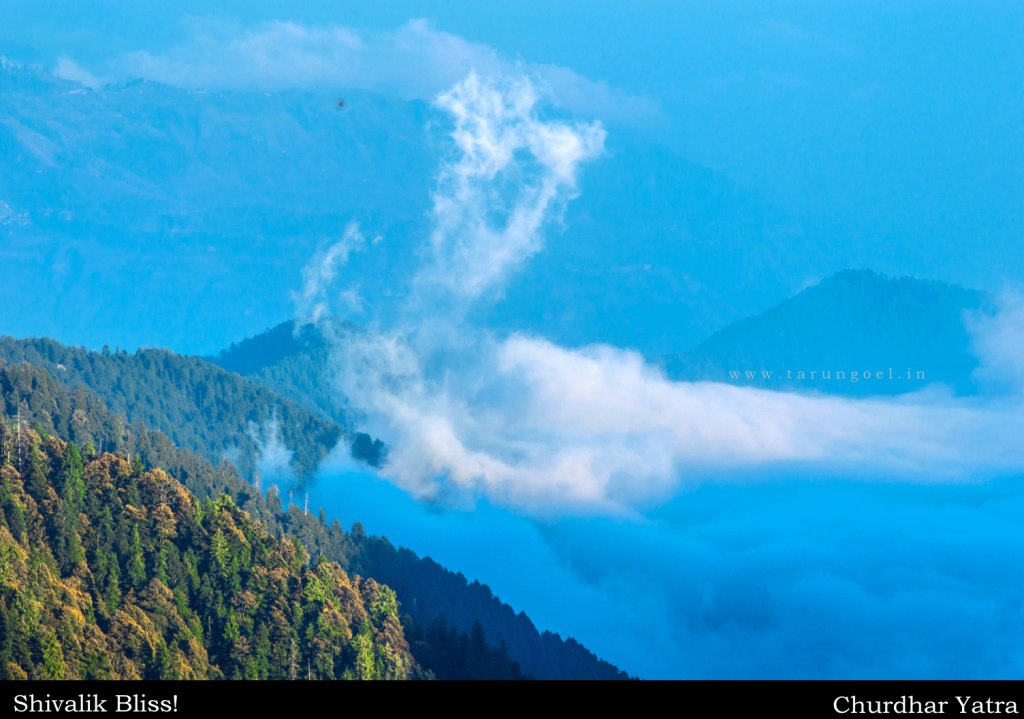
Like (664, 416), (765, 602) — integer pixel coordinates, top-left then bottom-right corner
(0, 336), (359, 478)
(2, 59), (807, 358)
(210, 320), (347, 424)
(0, 362), (624, 679)
(213, 324), (629, 678)
(0, 59), (434, 356)
(212, 320), (392, 467)
(352, 537), (626, 680)
(211, 320), (331, 377)
(662, 269), (989, 395)
(0, 426), (414, 679)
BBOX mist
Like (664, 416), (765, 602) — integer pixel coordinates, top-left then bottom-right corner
(4, 1), (1023, 683)
(297, 71), (1024, 516)
(281, 68), (1024, 678)
(310, 458), (1024, 678)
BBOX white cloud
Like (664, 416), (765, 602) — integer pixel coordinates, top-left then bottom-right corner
(64, 19), (657, 126)
(420, 72), (605, 300)
(326, 327), (1024, 514)
(301, 72), (1024, 515)
(54, 56), (104, 88)
(292, 222), (366, 326)
(248, 414), (295, 485)
(969, 290), (1024, 396)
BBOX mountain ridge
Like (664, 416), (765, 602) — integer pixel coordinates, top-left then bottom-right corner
(0, 359), (626, 679)
(0, 335), (355, 478)
(2, 59), (806, 357)
(0, 409), (416, 679)
(661, 268), (990, 395)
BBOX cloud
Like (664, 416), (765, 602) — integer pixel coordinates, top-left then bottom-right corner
(53, 56), (104, 88)
(420, 72), (605, 300)
(294, 71), (1024, 515)
(292, 222), (366, 326)
(248, 414), (295, 486)
(538, 476), (1024, 678)
(311, 439), (1024, 678)
(969, 290), (1024, 396)
(60, 19), (658, 126)
(328, 325), (1024, 514)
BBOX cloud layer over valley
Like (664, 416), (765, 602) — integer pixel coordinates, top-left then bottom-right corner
(300, 71), (1024, 515)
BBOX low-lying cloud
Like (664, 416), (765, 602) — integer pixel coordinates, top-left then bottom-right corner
(311, 444), (1024, 678)
(55, 19), (657, 127)
(248, 414), (295, 487)
(299, 70), (1024, 515)
(969, 291), (1024, 396)
(537, 476), (1024, 677)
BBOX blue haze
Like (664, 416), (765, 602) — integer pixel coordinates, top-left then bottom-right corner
(3, 2), (1024, 679)
(311, 466), (1024, 678)
(2, 2), (1022, 356)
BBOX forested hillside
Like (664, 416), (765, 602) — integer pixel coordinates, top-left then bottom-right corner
(0, 362), (624, 679)
(212, 320), (388, 465)
(0, 425), (414, 679)
(352, 537), (627, 680)
(217, 325), (630, 678)
(211, 320), (350, 426)
(211, 320), (331, 377)
(0, 336), (364, 477)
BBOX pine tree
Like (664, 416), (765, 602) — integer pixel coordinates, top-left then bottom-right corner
(127, 526), (146, 587)
(210, 529), (229, 576)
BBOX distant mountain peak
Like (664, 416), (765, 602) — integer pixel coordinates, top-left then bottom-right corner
(212, 319), (327, 375)
(818, 267), (966, 289)
(826, 267), (886, 282)
(0, 56), (61, 86)
(663, 270), (989, 396)
(210, 317), (362, 376)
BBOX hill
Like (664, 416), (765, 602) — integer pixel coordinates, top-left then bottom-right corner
(1, 59), (804, 358)
(210, 320), (330, 377)
(662, 269), (989, 395)
(0, 59), (434, 356)
(210, 320), (350, 426)
(0, 336), (384, 477)
(0, 362), (623, 679)
(0, 422), (414, 679)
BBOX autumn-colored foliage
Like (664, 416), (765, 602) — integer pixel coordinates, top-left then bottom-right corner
(0, 429), (414, 679)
